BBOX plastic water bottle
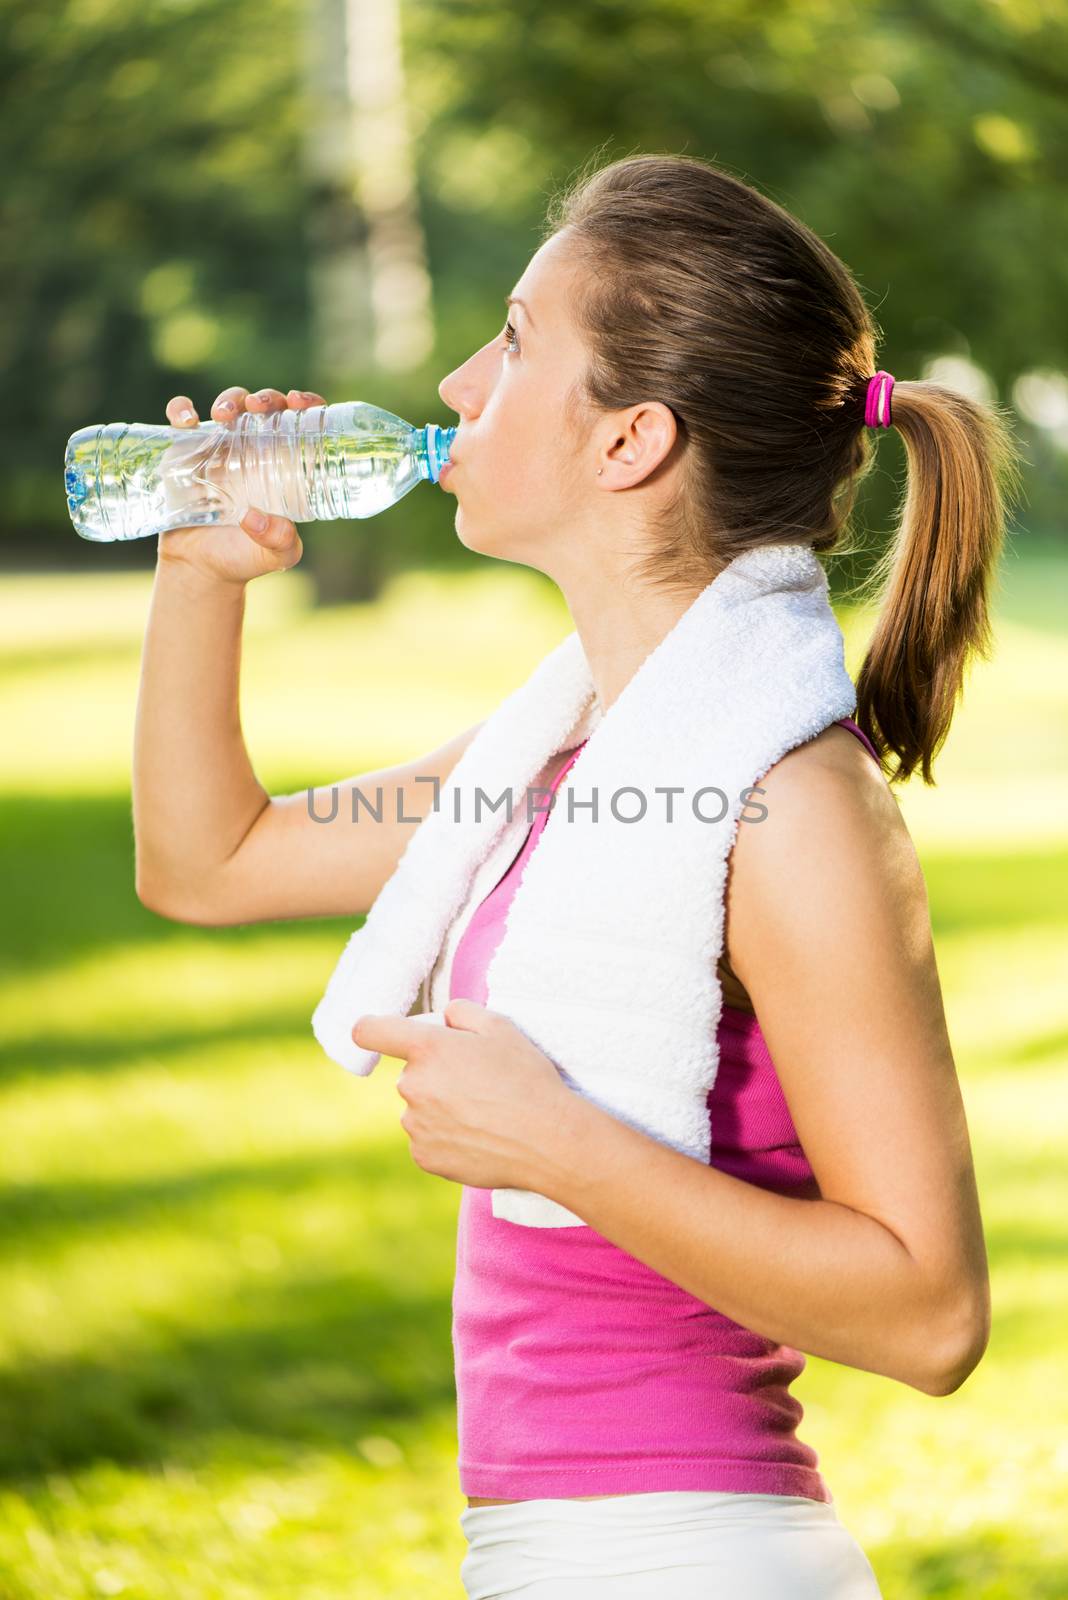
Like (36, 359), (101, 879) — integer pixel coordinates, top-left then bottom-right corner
(63, 402), (457, 542)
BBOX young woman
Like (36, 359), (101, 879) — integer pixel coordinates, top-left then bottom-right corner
(137, 154), (1020, 1598)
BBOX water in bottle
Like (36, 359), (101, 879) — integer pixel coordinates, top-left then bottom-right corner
(63, 401), (457, 542)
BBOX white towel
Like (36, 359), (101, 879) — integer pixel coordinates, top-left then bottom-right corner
(312, 540), (857, 1226)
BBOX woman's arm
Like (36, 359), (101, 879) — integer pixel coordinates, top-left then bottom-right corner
(133, 556), (485, 925)
(534, 727), (991, 1397)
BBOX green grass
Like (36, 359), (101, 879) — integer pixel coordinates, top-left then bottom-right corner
(0, 554), (1066, 1598)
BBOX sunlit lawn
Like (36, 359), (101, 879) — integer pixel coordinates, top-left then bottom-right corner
(0, 551), (1065, 1598)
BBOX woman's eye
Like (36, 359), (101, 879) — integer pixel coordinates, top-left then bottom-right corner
(502, 320), (520, 355)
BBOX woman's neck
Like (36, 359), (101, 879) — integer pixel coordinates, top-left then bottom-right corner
(560, 576), (711, 714)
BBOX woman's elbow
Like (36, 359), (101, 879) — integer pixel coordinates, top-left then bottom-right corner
(918, 1278), (991, 1397)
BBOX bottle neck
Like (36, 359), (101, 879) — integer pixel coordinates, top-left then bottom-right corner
(416, 423), (457, 484)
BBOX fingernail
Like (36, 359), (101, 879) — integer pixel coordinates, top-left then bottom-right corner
(218, 401), (235, 414)
(178, 408), (195, 422)
(254, 390), (272, 402)
(243, 508), (267, 531)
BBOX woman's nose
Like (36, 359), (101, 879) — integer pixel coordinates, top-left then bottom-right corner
(438, 369), (474, 418)
(439, 346), (492, 419)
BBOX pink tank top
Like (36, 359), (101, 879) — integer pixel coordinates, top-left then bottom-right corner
(450, 716), (881, 1502)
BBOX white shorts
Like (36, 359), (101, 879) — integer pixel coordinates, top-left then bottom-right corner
(459, 1490), (883, 1599)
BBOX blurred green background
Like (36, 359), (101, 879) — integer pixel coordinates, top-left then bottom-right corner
(1, 1), (1066, 1596)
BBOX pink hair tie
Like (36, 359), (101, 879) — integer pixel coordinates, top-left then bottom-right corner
(864, 370), (895, 428)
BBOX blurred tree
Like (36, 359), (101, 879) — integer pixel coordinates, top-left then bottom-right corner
(301, 0), (439, 602)
(1, 0), (309, 560)
(407, 0), (1066, 405)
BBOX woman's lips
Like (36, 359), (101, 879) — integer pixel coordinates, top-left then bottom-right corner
(438, 459), (457, 486)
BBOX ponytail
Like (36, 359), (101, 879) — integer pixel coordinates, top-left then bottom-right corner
(851, 381), (1024, 786)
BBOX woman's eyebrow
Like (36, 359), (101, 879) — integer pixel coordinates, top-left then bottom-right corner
(505, 295), (535, 330)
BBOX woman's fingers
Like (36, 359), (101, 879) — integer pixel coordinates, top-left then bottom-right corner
(166, 396), (199, 426)
(211, 386), (250, 423)
(243, 387), (327, 412)
(165, 387), (325, 427)
(247, 387), (288, 411)
(239, 507), (302, 565)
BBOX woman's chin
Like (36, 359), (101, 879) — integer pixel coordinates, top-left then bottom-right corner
(452, 513), (514, 561)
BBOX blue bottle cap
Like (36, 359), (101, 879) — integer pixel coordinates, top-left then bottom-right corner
(424, 424), (457, 484)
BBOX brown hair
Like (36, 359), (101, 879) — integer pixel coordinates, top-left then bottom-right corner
(543, 151), (1024, 786)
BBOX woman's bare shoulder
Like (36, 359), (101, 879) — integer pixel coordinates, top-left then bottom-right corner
(726, 719), (925, 984)
(756, 720), (903, 837)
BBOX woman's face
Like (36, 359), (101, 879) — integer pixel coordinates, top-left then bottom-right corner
(437, 229), (682, 582)
(436, 232), (605, 573)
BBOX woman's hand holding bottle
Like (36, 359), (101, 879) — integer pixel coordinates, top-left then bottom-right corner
(158, 385), (325, 585)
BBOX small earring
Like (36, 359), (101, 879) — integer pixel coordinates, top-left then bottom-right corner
(596, 468), (603, 476)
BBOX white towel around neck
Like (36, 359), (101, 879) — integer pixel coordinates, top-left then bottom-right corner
(311, 540), (858, 1226)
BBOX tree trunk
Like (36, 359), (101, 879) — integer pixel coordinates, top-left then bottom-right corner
(300, 0), (435, 606)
